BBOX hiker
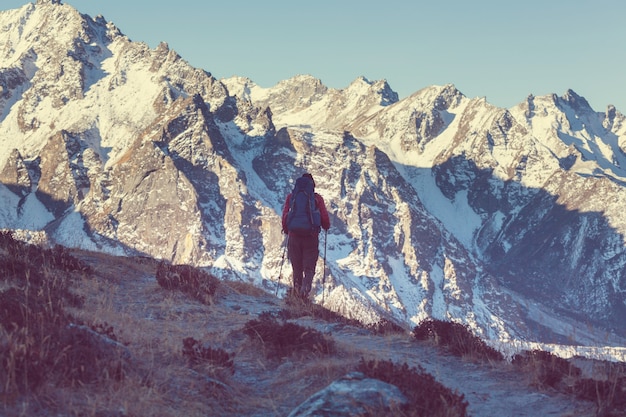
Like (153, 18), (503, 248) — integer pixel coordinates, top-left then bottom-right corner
(281, 173), (330, 298)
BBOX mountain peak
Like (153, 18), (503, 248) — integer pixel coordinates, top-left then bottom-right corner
(558, 89), (592, 112)
(279, 74), (323, 87)
(407, 83), (465, 110)
(347, 76), (398, 106)
(36, 0), (62, 4)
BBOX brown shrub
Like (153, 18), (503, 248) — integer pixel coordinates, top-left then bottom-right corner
(357, 358), (469, 417)
(413, 319), (504, 362)
(572, 361), (626, 416)
(512, 349), (581, 389)
(243, 312), (335, 359)
(182, 337), (234, 371)
(156, 261), (220, 304)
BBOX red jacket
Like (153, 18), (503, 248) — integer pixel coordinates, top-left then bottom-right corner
(282, 193), (330, 234)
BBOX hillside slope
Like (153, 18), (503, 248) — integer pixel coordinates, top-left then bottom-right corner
(1, 235), (606, 416)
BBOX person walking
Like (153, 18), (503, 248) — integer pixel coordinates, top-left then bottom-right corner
(281, 173), (330, 299)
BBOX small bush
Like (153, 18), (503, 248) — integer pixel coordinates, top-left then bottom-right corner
(512, 350), (581, 389)
(413, 319), (504, 362)
(367, 318), (406, 335)
(182, 337), (234, 371)
(357, 358), (469, 417)
(89, 321), (119, 342)
(572, 365), (626, 416)
(156, 261), (220, 304)
(0, 231), (89, 275)
(243, 312), (335, 358)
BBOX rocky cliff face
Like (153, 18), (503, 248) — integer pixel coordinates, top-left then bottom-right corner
(1, 1), (625, 348)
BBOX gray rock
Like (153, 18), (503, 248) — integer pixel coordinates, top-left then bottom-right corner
(288, 372), (408, 417)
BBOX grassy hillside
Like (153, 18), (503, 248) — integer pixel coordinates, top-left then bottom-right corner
(1, 231), (623, 416)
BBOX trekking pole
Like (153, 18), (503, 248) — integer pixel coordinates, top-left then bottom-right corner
(276, 235), (287, 296)
(322, 229), (328, 305)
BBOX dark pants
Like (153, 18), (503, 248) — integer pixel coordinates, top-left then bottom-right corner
(288, 233), (319, 297)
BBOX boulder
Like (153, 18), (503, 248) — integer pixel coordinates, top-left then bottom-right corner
(288, 372), (408, 417)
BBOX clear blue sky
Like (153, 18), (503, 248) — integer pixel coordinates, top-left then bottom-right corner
(3, 0), (626, 112)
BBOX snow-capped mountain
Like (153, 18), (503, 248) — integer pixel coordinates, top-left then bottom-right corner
(1, 1), (625, 357)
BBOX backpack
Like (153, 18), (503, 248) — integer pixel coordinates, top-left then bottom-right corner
(286, 176), (321, 235)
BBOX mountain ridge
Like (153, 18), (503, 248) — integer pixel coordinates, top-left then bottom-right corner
(1, 1), (625, 359)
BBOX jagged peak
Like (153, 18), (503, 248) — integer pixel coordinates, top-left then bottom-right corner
(222, 75), (255, 85)
(347, 75), (374, 88)
(155, 41), (170, 53)
(606, 104), (617, 121)
(409, 83), (465, 111)
(438, 83), (465, 106)
(268, 74), (329, 103)
(220, 76), (260, 101)
(346, 76), (399, 106)
(560, 89), (592, 112)
(277, 74), (322, 87)
(266, 74), (329, 102)
(2, 0), (101, 44)
(520, 90), (615, 116)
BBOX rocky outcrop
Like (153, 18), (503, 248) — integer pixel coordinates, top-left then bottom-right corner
(288, 372), (408, 417)
(0, 149), (32, 194)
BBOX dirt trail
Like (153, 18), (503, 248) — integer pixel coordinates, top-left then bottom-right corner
(224, 296), (598, 417)
(73, 251), (598, 417)
(308, 324), (596, 417)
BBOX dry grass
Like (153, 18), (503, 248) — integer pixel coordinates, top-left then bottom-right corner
(413, 318), (504, 363)
(414, 318), (626, 416)
(219, 279), (269, 298)
(0, 233), (471, 416)
(0, 232), (622, 416)
(512, 350), (626, 416)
